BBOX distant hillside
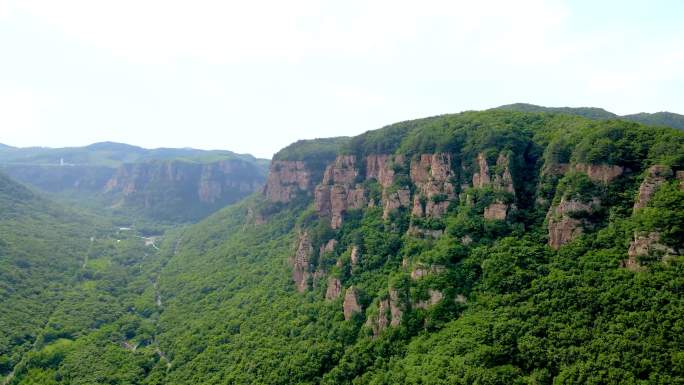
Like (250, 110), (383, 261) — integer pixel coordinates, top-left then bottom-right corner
(0, 141), (263, 167)
(621, 111), (684, 129)
(494, 103), (684, 129)
(0, 142), (270, 223)
(494, 103), (617, 120)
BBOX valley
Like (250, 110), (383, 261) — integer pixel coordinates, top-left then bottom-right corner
(1, 107), (682, 384)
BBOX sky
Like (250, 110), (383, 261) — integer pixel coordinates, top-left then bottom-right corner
(0, 0), (683, 158)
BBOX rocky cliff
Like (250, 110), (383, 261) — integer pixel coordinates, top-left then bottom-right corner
(104, 159), (265, 221)
(265, 111), (683, 330)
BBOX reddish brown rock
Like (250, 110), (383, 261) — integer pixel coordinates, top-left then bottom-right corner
(366, 154), (405, 188)
(623, 232), (676, 271)
(319, 239), (338, 256)
(365, 298), (391, 336)
(634, 165), (672, 211)
(325, 277), (342, 300)
(414, 289), (444, 309)
(542, 163), (570, 176)
(383, 188), (411, 219)
(472, 152), (491, 188)
(264, 161), (311, 203)
(322, 155), (358, 185)
(389, 288), (403, 327)
(343, 286), (362, 321)
(484, 201), (508, 220)
(350, 246), (360, 266)
(410, 153), (456, 217)
(547, 197), (597, 249)
(493, 153), (515, 193)
(291, 231), (313, 292)
(574, 163), (623, 183)
(315, 156), (367, 229)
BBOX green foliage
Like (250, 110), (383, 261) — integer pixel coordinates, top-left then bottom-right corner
(4, 108), (684, 384)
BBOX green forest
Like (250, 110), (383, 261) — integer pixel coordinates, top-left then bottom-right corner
(1, 110), (683, 384)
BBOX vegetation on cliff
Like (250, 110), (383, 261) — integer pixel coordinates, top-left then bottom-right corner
(3, 109), (684, 384)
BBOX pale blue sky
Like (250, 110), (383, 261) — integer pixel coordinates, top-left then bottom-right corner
(1, 0), (682, 158)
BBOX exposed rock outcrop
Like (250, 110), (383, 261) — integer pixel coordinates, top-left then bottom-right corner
(350, 246), (360, 266)
(383, 188), (411, 219)
(623, 232), (676, 271)
(103, 159), (264, 220)
(343, 287), (362, 320)
(484, 201), (508, 220)
(410, 264), (445, 280)
(291, 232), (313, 292)
(366, 154), (404, 188)
(634, 165), (672, 211)
(407, 225), (444, 238)
(493, 153), (515, 193)
(264, 161), (311, 203)
(472, 152), (515, 193)
(472, 153), (491, 188)
(410, 153), (456, 217)
(319, 239), (338, 256)
(365, 287), (403, 335)
(414, 289), (444, 309)
(315, 156), (367, 228)
(389, 288), (403, 327)
(547, 197), (598, 249)
(325, 277), (342, 300)
(574, 163), (623, 183)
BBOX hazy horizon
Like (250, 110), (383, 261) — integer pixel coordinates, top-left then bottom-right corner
(2, 0), (683, 158)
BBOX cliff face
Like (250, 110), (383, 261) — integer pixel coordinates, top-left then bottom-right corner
(265, 114), (683, 329)
(105, 159), (265, 221)
(264, 160), (311, 203)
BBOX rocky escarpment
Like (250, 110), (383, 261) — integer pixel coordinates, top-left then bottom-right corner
(263, 161), (312, 203)
(410, 153), (456, 217)
(547, 197), (599, 249)
(314, 156), (367, 229)
(104, 159), (264, 220)
(291, 231), (313, 293)
(276, 144), (670, 323)
(623, 232), (676, 271)
(633, 165), (672, 210)
(574, 163), (623, 183)
(343, 287), (362, 320)
(365, 287), (404, 336)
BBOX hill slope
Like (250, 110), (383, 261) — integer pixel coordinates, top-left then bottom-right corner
(0, 143), (269, 222)
(495, 103), (684, 129)
(7, 110), (684, 384)
(0, 173), (171, 384)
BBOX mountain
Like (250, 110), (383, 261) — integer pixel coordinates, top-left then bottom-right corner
(494, 103), (618, 120)
(5, 109), (684, 384)
(0, 142), (269, 222)
(494, 103), (684, 129)
(621, 111), (684, 129)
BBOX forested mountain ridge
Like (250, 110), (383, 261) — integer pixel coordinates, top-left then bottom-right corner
(494, 103), (684, 129)
(0, 142), (269, 222)
(5, 109), (684, 384)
